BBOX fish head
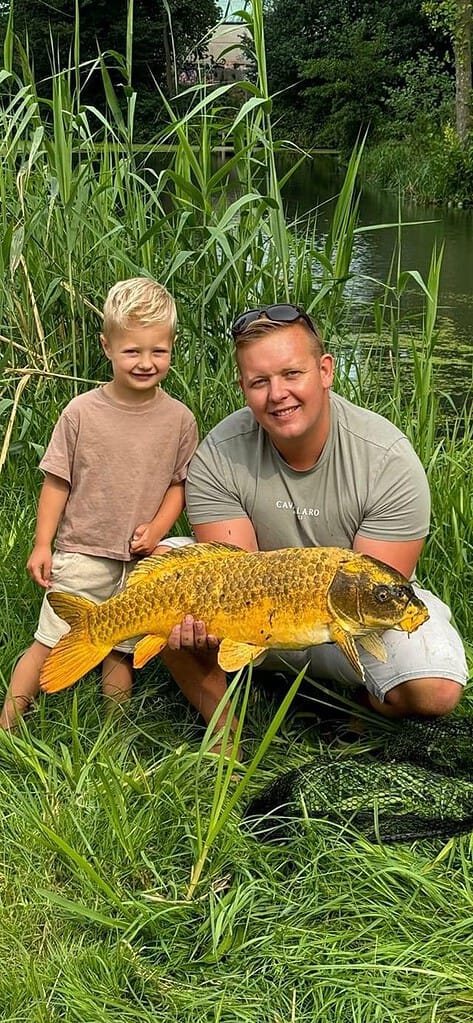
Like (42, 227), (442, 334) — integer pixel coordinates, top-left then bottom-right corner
(326, 556), (430, 636)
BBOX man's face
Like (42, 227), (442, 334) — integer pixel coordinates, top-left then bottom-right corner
(238, 323), (334, 455)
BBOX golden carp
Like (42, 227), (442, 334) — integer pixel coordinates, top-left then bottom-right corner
(39, 542), (429, 693)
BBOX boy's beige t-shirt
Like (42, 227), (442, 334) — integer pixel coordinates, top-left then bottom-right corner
(40, 386), (198, 560)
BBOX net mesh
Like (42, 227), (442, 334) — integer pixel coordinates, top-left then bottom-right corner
(381, 716), (473, 778)
(246, 716), (473, 843)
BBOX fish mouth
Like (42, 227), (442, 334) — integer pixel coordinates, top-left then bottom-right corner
(396, 605), (430, 633)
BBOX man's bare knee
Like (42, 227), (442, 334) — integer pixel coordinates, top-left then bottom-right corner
(385, 677), (463, 717)
(423, 678), (463, 715)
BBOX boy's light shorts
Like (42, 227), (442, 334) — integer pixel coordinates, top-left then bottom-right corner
(35, 537), (191, 653)
(160, 537), (468, 701)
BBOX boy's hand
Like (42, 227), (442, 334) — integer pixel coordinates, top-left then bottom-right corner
(27, 545), (53, 588)
(129, 522), (159, 557)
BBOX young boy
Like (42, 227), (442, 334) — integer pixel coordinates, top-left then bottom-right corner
(1, 277), (198, 729)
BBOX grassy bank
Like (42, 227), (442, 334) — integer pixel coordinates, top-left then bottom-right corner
(361, 130), (473, 206)
(1, 1), (473, 1018)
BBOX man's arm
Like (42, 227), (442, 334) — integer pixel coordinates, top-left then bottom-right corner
(194, 517), (258, 551)
(352, 435), (430, 579)
(353, 534), (424, 579)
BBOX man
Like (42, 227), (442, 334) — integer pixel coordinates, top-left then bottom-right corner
(160, 304), (467, 730)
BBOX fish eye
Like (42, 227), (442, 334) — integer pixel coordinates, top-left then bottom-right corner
(375, 586), (391, 602)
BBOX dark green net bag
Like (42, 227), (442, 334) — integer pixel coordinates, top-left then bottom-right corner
(246, 717), (473, 843)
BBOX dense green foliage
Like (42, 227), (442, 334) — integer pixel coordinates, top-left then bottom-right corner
(0, 0), (220, 134)
(2, 694), (473, 1022)
(262, 0), (473, 201)
(264, 0), (452, 149)
(2, 0), (472, 196)
(0, 0), (472, 1017)
(362, 124), (473, 203)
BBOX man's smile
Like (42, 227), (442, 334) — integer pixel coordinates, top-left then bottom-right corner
(271, 405), (300, 418)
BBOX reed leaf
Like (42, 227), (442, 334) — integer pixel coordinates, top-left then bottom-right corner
(0, 1), (471, 1014)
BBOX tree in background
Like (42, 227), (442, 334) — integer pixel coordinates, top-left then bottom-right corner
(264, 0), (454, 150)
(297, 16), (395, 149)
(0, 0), (220, 133)
(423, 0), (472, 142)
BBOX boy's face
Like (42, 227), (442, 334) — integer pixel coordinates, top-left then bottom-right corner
(101, 322), (173, 401)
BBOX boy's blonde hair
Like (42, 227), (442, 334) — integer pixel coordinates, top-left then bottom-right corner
(103, 277), (177, 338)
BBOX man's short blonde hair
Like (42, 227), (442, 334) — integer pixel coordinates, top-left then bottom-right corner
(103, 278), (177, 338)
(234, 316), (326, 360)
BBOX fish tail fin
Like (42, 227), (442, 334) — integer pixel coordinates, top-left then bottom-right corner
(40, 592), (110, 693)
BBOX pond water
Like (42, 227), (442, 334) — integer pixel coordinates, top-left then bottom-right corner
(281, 154), (473, 406)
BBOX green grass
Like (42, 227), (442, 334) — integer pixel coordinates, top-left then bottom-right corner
(1, 0), (473, 1018)
(361, 133), (473, 205)
(2, 677), (473, 1021)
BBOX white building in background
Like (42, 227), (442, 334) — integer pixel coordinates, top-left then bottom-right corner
(206, 0), (252, 82)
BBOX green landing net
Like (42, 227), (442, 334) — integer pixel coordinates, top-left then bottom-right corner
(246, 717), (473, 844)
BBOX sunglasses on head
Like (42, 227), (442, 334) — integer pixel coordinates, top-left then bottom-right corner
(231, 303), (317, 338)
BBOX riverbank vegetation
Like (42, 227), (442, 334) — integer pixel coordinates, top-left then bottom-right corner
(0, 0), (221, 128)
(264, 0), (473, 203)
(2, 1), (472, 202)
(1, 0), (473, 1018)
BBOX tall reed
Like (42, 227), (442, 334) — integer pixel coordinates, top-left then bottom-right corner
(1, 0), (470, 643)
(0, 1), (472, 1019)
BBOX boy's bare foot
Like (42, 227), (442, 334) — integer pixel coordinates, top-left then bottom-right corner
(0, 694), (31, 731)
(0, 640), (50, 730)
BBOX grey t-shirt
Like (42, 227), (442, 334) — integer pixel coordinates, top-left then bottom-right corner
(186, 391), (430, 551)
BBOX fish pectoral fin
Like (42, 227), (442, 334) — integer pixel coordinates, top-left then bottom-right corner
(252, 649), (269, 667)
(133, 634), (167, 669)
(218, 639), (268, 673)
(330, 624), (365, 681)
(358, 633), (387, 662)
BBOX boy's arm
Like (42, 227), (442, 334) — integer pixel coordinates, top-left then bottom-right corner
(129, 482), (186, 557)
(27, 472), (70, 588)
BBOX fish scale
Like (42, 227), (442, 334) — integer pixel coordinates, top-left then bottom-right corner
(39, 542), (429, 693)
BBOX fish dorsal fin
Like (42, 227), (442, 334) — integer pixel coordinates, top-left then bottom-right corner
(358, 633), (387, 662)
(218, 639), (268, 673)
(125, 541), (245, 588)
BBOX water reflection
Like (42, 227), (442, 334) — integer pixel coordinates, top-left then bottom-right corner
(281, 154), (472, 403)
(148, 147), (471, 402)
